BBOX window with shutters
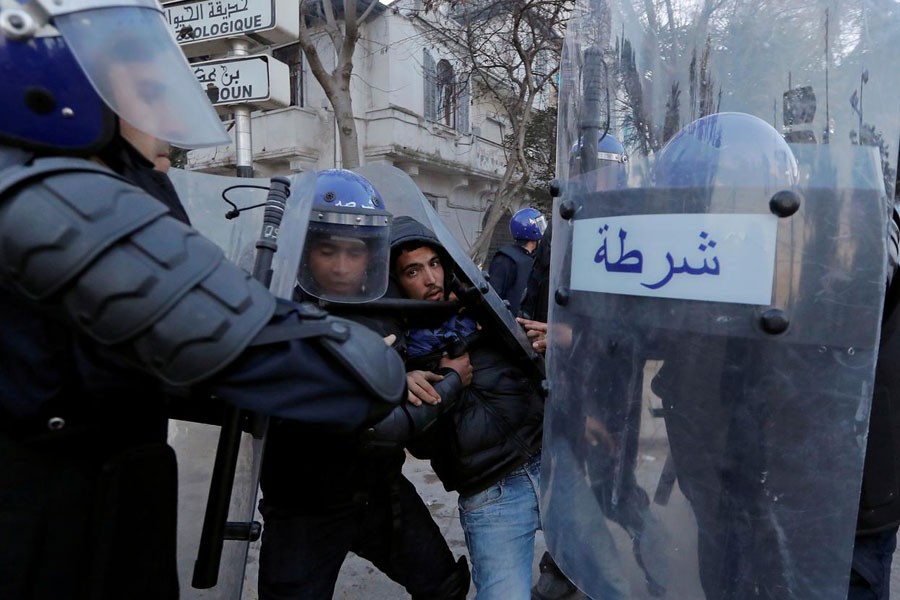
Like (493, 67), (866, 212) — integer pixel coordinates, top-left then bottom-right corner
(424, 49), (437, 121)
(436, 59), (455, 128)
(455, 78), (469, 134)
(424, 50), (468, 134)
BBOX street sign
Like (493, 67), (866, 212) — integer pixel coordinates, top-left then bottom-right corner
(163, 0), (300, 57)
(192, 54), (290, 110)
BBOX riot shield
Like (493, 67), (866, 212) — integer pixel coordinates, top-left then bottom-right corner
(354, 164), (543, 372)
(543, 1), (896, 598)
(166, 168), (314, 599)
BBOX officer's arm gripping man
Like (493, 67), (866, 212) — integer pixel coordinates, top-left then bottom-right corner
(362, 366), (464, 448)
(0, 158), (405, 427)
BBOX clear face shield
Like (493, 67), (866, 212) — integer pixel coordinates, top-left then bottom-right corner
(296, 210), (392, 304)
(50, 3), (229, 149)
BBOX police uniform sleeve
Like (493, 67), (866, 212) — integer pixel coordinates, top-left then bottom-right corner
(488, 252), (515, 301)
(360, 367), (464, 448)
(0, 157), (404, 425)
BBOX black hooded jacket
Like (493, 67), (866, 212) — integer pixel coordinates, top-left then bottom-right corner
(390, 216), (543, 496)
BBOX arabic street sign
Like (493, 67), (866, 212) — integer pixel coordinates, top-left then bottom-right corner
(192, 54), (290, 110)
(571, 213), (778, 305)
(163, 0), (299, 58)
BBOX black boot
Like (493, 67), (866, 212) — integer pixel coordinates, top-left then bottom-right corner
(532, 552), (585, 600)
(413, 556), (471, 600)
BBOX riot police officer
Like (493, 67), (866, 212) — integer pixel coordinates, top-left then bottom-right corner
(543, 1), (897, 599)
(649, 112), (802, 600)
(488, 207), (546, 316)
(258, 170), (470, 600)
(0, 3), (405, 599)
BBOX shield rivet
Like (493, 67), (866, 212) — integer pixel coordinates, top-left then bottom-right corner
(555, 287), (570, 306)
(760, 308), (789, 334)
(559, 200), (576, 220)
(769, 190), (801, 217)
(47, 417), (65, 431)
(550, 179), (563, 198)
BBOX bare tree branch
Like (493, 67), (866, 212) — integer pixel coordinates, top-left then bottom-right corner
(297, 0), (367, 168)
(421, 0), (569, 262)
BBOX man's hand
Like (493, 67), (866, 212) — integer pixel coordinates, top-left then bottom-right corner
(517, 318), (548, 354)
(440, 352), (473, 387)
(584, 415), (617, 453)
(406, 370), (444, 406)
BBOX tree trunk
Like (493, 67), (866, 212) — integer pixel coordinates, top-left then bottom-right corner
(331, 94), (360, 168)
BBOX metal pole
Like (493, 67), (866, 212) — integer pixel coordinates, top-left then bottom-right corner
(230, 39), (254, 178)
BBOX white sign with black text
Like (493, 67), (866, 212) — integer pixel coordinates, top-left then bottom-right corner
(163, 0), (299, 57)
(192, 55), (290, 110)
(570, 213), (778, 305)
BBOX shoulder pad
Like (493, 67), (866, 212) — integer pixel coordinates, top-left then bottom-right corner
(0, 157), (276, 385)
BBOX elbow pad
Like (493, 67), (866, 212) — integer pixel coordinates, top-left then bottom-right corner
(251, 301), (407, 406)
(0, 157), (275, 385)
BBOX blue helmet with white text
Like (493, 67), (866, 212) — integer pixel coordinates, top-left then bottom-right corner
(510, 207), (547, 241)
(0, 0), (228, 154)
(298, 170), (393, 303)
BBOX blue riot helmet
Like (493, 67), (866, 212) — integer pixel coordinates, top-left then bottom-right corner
(510, 207), (547, 241)
(570, 132), (628, 190)
(654, 112), (798, 193)
(0, 0), (229, 154)
(597, 133), (627, 163)
(298, 170), (393, 304)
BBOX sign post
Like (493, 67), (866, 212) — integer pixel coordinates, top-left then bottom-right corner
(229, 39), (254, 178)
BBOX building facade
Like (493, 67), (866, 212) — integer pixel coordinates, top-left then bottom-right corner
(185, 0), (516, 252)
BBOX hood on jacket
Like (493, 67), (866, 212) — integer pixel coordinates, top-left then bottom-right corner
(389, 216), (453, 280)
(390, 215), (442, 252)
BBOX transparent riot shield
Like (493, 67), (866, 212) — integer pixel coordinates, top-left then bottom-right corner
(354, 164), (542, 371)
(543, 1), (897, 598)
(166, 168), (314, 599)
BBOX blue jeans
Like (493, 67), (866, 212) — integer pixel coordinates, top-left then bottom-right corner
(458, 455), (541, 600)
(848, 527), (899, 600)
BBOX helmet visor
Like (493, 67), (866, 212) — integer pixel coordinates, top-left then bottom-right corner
(297, 217), (392, 304)
(54, 6), (229, 149)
